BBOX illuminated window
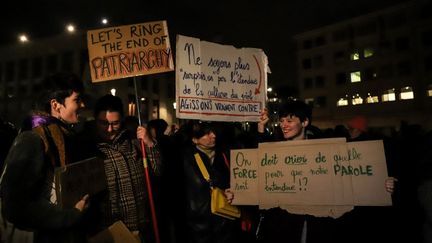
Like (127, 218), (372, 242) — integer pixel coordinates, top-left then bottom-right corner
(351, 94), (363, 105)
(366, 93), (379, 103)
(350, 71), (361, 83)
(337, 97), (349, 106)
(400, 86), (414, 100)
(305, 98), (314, 106)
(350, 51), (360, 60)
(364, 48), (374, 58)
(382, 89), (396, 102)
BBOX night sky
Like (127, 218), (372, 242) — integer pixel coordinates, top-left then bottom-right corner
(2, 0), (411, 86)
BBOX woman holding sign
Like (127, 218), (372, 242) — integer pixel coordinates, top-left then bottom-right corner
(254, 99), (396, 243)
(83, 94), (163, 243)
(255, 99), (336, 243)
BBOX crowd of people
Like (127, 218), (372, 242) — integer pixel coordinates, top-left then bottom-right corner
(0, 72), (431, 243)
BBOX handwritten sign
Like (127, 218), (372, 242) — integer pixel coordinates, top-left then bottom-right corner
(230, 149), (259, 205)
(175, 35), (268, 122)
(87, 20), (174, 83)
(348, 140), (390, 205)
(230, 139), (391, 209)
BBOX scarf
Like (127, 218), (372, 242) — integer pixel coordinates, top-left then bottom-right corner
(196, 145), (216, 164)
(30, 115), (69, 167)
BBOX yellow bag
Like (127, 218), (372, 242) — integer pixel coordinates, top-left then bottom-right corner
(194, 153), (241, 220)
(211, 187), (241, 220)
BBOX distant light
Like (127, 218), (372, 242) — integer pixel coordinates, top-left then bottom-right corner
(140, 97), (146, 101)
(66, 24), (75, 33)
(173, 102), (177, 110)
(19, 34), (29, 43)
(267, 87), (273, 92)
(101, 18), (108, 25)
(110, 88), (116, 96)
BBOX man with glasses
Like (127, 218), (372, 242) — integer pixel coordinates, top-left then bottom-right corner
(88, 94), (162, 242)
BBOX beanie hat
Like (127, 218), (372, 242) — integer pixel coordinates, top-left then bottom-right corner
(347, 116), (367, 132)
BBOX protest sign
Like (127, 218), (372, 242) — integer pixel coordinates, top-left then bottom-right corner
(230, 149), (259, 205)
(87, 20), (174, 82)
(175, 35), (268, 122)
(230, 139), (391, 210)
(347, 140), (392, 205)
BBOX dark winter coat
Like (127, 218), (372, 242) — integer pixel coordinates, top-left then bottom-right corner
(182, 145), (237, 243)
(0, 118), (85, 243)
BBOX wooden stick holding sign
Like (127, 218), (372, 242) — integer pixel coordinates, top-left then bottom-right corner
(87, 20), (175, 243)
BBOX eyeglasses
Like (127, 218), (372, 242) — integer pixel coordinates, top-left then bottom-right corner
(97, 120), (121, 129)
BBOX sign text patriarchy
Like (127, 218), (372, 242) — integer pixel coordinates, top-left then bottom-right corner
(87, 20), (174, 83)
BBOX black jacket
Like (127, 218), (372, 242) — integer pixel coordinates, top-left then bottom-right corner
(1, 121), (85, 243)
(182, 145), (236, 243)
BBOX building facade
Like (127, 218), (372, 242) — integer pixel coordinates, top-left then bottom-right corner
(294, 1), (432, 130)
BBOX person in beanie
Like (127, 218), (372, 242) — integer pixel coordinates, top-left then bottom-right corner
(347, 115), (369, 141)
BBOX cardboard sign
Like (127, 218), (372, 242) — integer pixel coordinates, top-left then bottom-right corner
(230, 139), (392, 209)
(175, 35), (268, 122)
(87, 20), (174, 82)
(54, 157), (107, 208)
(230, 149), (259, 205)
(347, 140), (391, 206)
(88, 220), (140, 243)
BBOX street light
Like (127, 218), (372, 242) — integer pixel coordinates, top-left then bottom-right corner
(101, 18), (109, 25)
(66, 24), (75, 33)
(18, 34), (29, 43)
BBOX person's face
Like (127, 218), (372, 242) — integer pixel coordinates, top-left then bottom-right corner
(279, 115), (308, 140)
(193, 131), (216, 149)
(96, 111), (122, 141)
(52, 91), (84, 124)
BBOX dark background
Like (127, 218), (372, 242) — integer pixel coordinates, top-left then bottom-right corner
(2, 0), (411, 87)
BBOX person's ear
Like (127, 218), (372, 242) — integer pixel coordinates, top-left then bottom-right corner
(51, 99), (62, 114)
(192, 137), (198, 144)
(302, 119), (310, 128)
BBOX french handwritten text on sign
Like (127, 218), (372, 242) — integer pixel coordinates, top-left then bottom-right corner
(230, 149), (259, 205)
(176, 35), (268, 122)
(87, 20), (174, 83)
(230, 139), (391, 207)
